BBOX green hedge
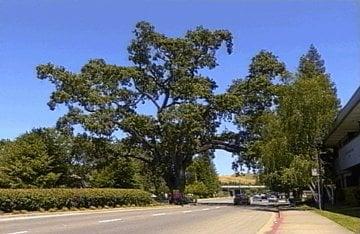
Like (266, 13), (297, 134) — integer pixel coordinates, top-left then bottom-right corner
(0, 188), (154, 212)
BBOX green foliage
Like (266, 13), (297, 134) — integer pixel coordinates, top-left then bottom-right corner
(0, 128), (140, 189)
(61, 134), (141, 189)
(0, 188), (153, 212)
(133, 162), (168, 196)
(185, 182), (208, 198)
(0, 131), (60, 188)
(298, 44), (326, 77)
(185, 154), (220, 197)
(89, 158), (138, 188)
(36, 21), (238, 193)
(256, 45), (339, 192)
(229, 51), (288, 169)
(281, 156), (313, 189)
(32, 128), (75, 187)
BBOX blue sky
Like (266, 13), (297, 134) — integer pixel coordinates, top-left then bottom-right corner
(1, 0), (359, 175)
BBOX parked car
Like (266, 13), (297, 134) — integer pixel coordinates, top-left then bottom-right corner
(234, 194), (250, 205)
(268, 195), (278, 203)
(252, 195), (262, 202)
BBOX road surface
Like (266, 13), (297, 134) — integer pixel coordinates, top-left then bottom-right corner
(197, 196), (233, 204)
(0, 205), (274, 234)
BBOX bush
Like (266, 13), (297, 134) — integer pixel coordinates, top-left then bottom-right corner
(185, 182), (210, 198)
(0, 188), (154, 212)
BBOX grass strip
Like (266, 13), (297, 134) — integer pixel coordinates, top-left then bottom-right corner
(312, 208), (360, 233)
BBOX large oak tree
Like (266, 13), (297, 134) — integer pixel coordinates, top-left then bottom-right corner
(37, 22), (241, 194)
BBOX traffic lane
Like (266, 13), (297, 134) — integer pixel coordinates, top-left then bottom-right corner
(112, 206), (273, 234)
(0, 206), (184, 234)
(73, 206), (274, 234)
(197, 197), (233, 204)
(54, 206), (233, 234)
(0, 206), (219, 233)
(38, 206), (273, 234)
(0, 206), (274, 234)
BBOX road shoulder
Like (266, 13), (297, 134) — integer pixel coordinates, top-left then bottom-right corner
(256, 211), (277, 234)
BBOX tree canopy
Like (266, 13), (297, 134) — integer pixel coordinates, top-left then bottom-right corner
(256, 45), (339, 193)
(0, 129), (69, 188)
(36, 21), (241, 193)
(228, 51), (289, 169)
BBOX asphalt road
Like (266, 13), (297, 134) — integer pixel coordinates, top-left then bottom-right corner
(0, 205), (274, 234)
(197, 197), (234, 204)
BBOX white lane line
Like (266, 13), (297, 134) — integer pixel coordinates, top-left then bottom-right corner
(152, 213), (166, 216)
(98, 218), (123, 223)
(189, 209), (204, 212)
(215, 206), (221, 209)
(201, 208), (210, 211)
(182, 210), (193, 213)
(0, 213), (78, 222)
(0, 207), (181, 222)
(7, 231), (28, 234)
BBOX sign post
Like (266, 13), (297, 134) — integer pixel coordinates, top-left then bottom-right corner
(316, 153), (322, 210)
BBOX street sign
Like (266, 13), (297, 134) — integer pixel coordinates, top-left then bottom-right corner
(312, 168), (319, 176)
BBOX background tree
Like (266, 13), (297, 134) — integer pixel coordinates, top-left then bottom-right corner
(228, 51), (288, 170)
(257, 45), (339, 194)
(31, 128), (74, 186)
(89, 158), (138, 188)
(0, 129), (65, 188)
(185, 152), (220, 198)
(0, 128), (141, 189)
(65, 135), (140, 188)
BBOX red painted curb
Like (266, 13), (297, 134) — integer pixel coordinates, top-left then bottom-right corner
(267, 211), (283, 234)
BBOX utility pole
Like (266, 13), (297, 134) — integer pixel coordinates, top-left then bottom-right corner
(317, 152), (322, 210)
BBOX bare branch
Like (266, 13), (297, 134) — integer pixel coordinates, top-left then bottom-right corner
(197, 139), (241, 154)
(160, 90), (170, 111)
(134, 86), (161, 110)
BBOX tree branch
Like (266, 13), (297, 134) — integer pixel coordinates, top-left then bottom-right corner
(121, 153), (152, 164)
(160, 90), (170, 111)
(197, 140), (241, 154)
(134, 86), (161, 110)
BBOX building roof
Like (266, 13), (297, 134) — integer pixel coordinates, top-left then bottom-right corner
(325, 86), (360, 146)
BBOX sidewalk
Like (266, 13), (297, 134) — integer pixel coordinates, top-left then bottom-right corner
(268, 210), (353, 234)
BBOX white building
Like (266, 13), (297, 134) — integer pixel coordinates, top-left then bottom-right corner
(325, 87), (360, 188)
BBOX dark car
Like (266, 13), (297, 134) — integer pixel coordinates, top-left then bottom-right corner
(233, 194), (250, 205)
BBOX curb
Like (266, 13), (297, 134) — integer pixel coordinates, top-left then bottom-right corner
(256, 212), (277, 234)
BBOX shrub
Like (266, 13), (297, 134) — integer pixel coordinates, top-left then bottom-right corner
(0, 188), (154, 212)
(185, 182), (209, 198)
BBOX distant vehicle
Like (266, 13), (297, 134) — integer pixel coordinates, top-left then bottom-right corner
(251, 194), (267, 202)
(251, 195), (262, 203)
(234, 194), (250, 205)
(268, 195), (278, 203)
